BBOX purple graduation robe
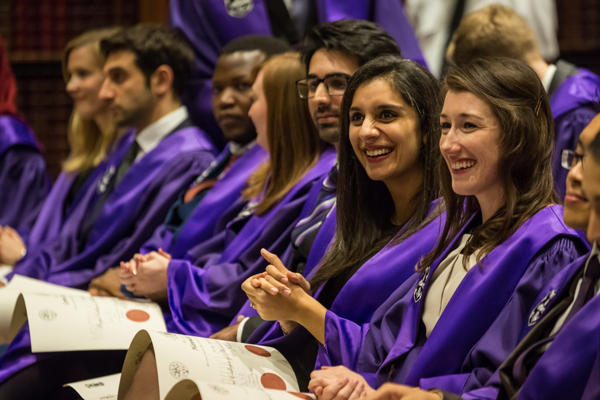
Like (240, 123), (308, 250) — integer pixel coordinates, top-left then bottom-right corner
(24, 168), (102, 254)
(170, 0), (426, 148)
(317, 205), (586, 389)
(445, 253), (589, 399)
(245, 207), (445, 388)
(0, 115), (50, 237)
(140, 143), (267, 258)
(165, 148), (336, 337)
(516, 292), (600, 400)
(9, 125), (216, 288)
(550, 62), (600, 199)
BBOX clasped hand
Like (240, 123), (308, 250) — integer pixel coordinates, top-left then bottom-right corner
(119, 248), (171, 301)
(241, 248), (311, 324)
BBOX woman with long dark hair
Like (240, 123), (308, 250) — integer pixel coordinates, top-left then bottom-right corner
(241, 56), (444, 389)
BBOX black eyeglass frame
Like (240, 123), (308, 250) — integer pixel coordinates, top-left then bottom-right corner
(296, 73), (351, 99)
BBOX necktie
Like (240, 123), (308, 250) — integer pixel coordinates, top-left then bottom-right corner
(80, 141), (139, 243)
(114, 141), (140, 186)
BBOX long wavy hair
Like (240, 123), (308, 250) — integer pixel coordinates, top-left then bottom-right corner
(242, 52), (326, 215)
(62, 27), (120, 174)
(310, 56), (442, 289)
(420, 57), (556, 271)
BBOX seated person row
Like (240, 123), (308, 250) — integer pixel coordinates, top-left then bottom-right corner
(0, 28), (120, 268)
(119, 56), (588, 398)
(122, 53), (443, 398)
(247, 58), (588, 398)
(0, 24), (220, 392)
(0, 47), (335, 397)
(0, 33), (50, 262)
(117, 20), (402, 341)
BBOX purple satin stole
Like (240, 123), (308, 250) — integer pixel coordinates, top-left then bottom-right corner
(350, 205), (584, 388)
(0, 125), (217, 383)
(167, 143), (268, 258)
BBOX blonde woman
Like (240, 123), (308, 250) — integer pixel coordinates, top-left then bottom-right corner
(0, 27), (120, 267)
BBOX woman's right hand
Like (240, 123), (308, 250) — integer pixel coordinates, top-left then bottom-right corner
(0, 226), (26, 266)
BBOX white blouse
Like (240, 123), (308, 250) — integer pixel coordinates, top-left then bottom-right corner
(422, 234), (480, 337)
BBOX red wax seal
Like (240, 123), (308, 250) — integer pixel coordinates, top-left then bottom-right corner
(244, 344), (271, 357)
(260, 372), (286, 390)
(126, 309), (150, 322)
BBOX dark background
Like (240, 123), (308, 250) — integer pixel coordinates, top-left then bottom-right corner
(5, 0), (600, 180)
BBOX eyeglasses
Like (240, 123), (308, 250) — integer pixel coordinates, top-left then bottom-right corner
(561, 149), (584, 170)
(296, 73), (351, 99)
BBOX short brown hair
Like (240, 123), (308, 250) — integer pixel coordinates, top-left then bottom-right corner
(447, 4), (539, 66)
(421, 57), (556, 270)
(100, 24), (194, 98)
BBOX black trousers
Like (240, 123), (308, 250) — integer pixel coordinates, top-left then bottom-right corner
(0, 350), (125, 400)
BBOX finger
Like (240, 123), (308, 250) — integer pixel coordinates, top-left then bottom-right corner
(260, 248), (288, 273)
(265, 264), (288, 283)
(263, 274), (291, 296)
(335, 378), (360, 400)
(348, 381), (367, 400)
(157, 248), (172, 260)
(320, 377), (350, 400)
(255, 276), (285, 295)
(89, 287), (99, 296)
(287, 271), (311, 291)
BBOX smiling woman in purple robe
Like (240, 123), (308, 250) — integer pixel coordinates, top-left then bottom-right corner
(0, 28), (120, 268)
(307, 58), (588, 399)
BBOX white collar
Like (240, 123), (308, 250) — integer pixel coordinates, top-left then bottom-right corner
(229, 140), (256, 156)
(135, 106), (188, 160)
(542, 64), (557, 92)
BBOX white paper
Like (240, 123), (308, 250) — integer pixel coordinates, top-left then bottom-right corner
(0, 275), (89, 343)
(166, 380), (316, 400)
(119, 330), (300, 400)
(0, 265), (12, 282)
(21, 293), (166, 352)
(64, 373), (120, 400)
